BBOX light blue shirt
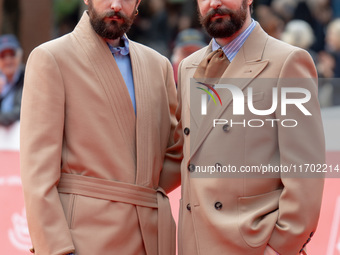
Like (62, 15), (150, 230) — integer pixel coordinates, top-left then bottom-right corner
(107, 36), (136, 113)
(212, 19), (256, 62)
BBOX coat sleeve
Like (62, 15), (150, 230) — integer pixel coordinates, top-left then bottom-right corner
(268, 48), (325, 255)
(20, 46), (75, 255)
(158, 57), (183, 194)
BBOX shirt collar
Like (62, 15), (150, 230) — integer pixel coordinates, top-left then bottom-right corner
(212, 19), (256, 62)
(107, 35), (130, 56)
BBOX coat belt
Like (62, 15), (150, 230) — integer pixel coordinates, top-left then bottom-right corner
(57, 173), (175, 255)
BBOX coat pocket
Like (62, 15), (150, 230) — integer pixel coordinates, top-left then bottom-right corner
(237, 189), (282, 248)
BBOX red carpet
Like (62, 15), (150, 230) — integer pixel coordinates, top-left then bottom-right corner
(1, 151), (339, 254)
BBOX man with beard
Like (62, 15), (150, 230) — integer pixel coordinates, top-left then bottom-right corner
(20, 0), (181, 254)
(176, 0), (325, 254)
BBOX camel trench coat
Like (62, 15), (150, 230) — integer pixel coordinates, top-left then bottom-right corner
(20, 12), (181, 255)
(176, 23), (325, 255)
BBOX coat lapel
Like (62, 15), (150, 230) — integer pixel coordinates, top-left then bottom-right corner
(129, 41), (155, 186)
(190, 24), (269, 158)
(73, 12), (137, 161)
(187, 44), (213, 128)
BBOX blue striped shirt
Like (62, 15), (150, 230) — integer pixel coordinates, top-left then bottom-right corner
(212, 19), (256, 62)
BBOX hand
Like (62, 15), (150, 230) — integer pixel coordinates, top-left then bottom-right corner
(264, 245), (279, 255)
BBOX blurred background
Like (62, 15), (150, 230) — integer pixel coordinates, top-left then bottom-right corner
(1, 0), (340, 105)
(0, 0), (340, 254)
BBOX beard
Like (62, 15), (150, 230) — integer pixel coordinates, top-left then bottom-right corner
(199, 0), (248, 38)
(88, 1), (136, 40)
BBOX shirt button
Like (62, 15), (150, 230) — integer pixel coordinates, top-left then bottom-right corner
(188, 164), (196, 173)
(184, 127), (190, 136)
(214, 202), (223, 210)
(186, 203), (191, 211)
(223, 124), (230, 132)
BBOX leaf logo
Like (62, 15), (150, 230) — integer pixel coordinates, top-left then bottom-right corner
(196, 82), (222, 106)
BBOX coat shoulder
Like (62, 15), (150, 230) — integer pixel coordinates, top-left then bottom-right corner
(181, 46), (209, 68)
(132, 41), (170, 61)
(27, 33), (76, 65)
(264, 35), (312, 59)
(33, 33), (73, 54)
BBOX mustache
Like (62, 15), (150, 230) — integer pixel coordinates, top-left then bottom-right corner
(204, 8), (234, 20)
(104, 11), (127, 20)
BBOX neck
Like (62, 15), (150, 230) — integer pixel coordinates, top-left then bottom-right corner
(215, 15), (252, 47)
(105, 38), (122, 47)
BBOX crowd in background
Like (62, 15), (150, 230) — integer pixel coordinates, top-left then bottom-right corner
(1, 0), (340, 126)
(52, 0), (340, 107)
(0, 34), (24, 127)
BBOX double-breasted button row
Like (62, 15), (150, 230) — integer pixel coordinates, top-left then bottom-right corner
(186, 202), (222, 212)
(184, 122), (229, 136)
(188, 164), (195, 172)
(215, 163), (222, 168)
(214, 202), (223, 210)
(223, 124), (230, 132)
(189, 163), (225, 173)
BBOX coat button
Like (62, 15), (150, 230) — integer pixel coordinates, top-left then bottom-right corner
(188, 164), (196, 172)
(222, 124), (230, 132)
(310, 231), (314, 237)
(215, 163), (222, 168)
(186, 203), (191, 211)
(306, 238), (311, 243)
(184, 127), (190, 136)
(214, 202), (223, 210)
